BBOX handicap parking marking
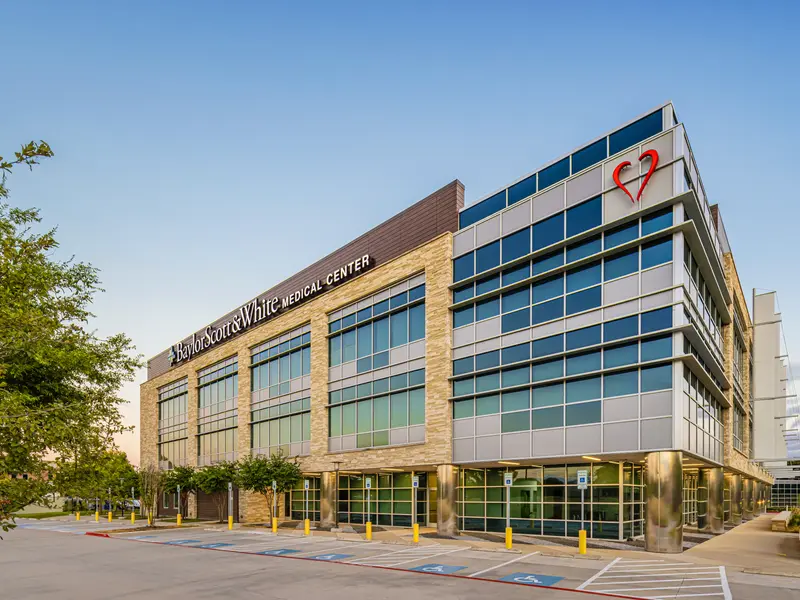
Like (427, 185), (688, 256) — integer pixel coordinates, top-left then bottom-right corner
(257, 548), (301, 556)
(194, 542), (235, 549)
(410, 564), (466, 575)
(307, 553), (354, 562)
(163, 539), (201, 545)
(128, 535), (156, 540)
(499, 573), (564, 587)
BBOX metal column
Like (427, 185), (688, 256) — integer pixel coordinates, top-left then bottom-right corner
(436, 464), (458, 537)
(698, 467), (724, 534)
(730, 473), (742, 524)
(320, 471), (337, 528)
(743, 478), (754, 520)
(645, 451), (683, 553)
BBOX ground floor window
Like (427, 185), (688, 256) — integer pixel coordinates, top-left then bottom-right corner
(337, 472), (434, 527)
(683, 472), (698, 526)
(290, 477), (320, 522)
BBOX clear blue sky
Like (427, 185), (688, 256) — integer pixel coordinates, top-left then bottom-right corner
(4, 1), (799, 462)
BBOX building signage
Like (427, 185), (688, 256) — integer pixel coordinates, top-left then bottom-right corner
(612, 149), (659, 203)
(168, 254), (372, 365)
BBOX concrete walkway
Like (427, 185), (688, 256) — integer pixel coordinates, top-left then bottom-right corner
(685, 514), (799, 577)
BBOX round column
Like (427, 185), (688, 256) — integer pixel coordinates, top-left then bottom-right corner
(698, 467), (724, 533)
(730, 473), (742, 524)
(320, 471), (337, 528)
(436, 464), (458, 537)
(743, 479), (754, 520)
(645, 451), (683, 553)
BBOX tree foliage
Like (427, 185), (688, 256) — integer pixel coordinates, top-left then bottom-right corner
(194, 462), (238, 523)
(0, 142), (141, 534)
(164, 465), (197, 515)
(237, 452), (301, 522)
(137, 464), (164, 525)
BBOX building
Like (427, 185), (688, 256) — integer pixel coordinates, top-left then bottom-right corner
(141, 102), (779, 552)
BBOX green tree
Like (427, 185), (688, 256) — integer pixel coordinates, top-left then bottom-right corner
(137, 464), (164, 526)
(164, 465), (197, 516)
(0, 141), (141, 534)
(237, 452), (301, 523)
(194, 462), (238, 523)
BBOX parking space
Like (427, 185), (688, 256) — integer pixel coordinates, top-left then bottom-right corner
(14, 517), (142, 535)
(578, 557), (732, 599)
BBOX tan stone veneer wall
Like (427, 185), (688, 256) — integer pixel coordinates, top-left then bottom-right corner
(140, 233), (454, 522)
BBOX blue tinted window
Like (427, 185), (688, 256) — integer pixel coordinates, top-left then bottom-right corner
(502, 287), (530, 313)
(532, 382), (563, 407)
(566, 376), (601, 403)
(502, 343), (530, 365)
(532, 274), (563, 304)
(453, 378), (473, 396)
(538, 157), (570, 190)
(609, 109), (663, 156)
(641, 307), (672, 333)
(571, 139), (607, 173)
(604, 370), (639, 397)
(533, 406), (563, 428)
(503, 263), (530, 286)
(454, 253), (474, 282)
(476, 241), (500, 274)
(476, 297), (500, 321)
(533, 213), (564, 251)
(508, 174), (536, 205)
(604, 248), (639, 281)
(641, 363), (673, 392)
(566, 325), (601, 350)
(502, 228), (531, 263)
(476, 275), (500, 295)
(503, 367), (530, 388)
(641, 237), (673, 269)
(566, 351), (601, 376)
(476, 372), (500, 393)
(604, 315), (638, 342)
(641, 334), (672, 361)
(642, 207), (673, 236)
(566, 235), (601, 263)
(453, 284), (473, 303)
(533, 249), (564, 274)
(565, 286), (601, 315)
(373, 299), (389, 315)
(453, 357), (474, 376)
(453, 305), (474, 328)
(566, 261), (601, 292)
(408, 284), (425, 302)
(605, 221), (639, 249)
(533, 334), (563, 358)
(459, 191), (506, 229)
(502, 308), (529, 333)
(532, 298), (564, 325)
(566, 196), (602, 238)
(604, 342), (638, 368)
(532, 358), (563, 382)
(566, 401), (601, 426)
(502, 389), (530, 412)
(475, 350), (500, 371)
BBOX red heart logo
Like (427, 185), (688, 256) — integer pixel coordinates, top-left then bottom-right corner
(612, 149), (659, 203)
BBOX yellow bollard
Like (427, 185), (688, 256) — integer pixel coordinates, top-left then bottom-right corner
(147, 514), (152, 526)
(108, 511), (113, 522)
(366, 521), (372, 541)
(271, 517), (277, 533)
(413, 523), (419, 543)
(228, 516), (233, 530)
(304, 518), (310, 536)
(578, 529), (587, 554)
(505, 527), (512, 550)
(131, 512), (135, 525)
(95, 511), (99, 523)
(176, 514), (182, 527)
(76, 512), (80, 521)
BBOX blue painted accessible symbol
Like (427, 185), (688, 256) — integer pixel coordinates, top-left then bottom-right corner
(195, 543), (234, 549)
(257, 549), (300, 555)
(308, 554), (353, 561)
(500, 573), (563, 586)
(410, 564), (466, 574)
(164, 539), (200, 545)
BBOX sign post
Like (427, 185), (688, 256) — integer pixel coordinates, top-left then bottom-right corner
(227, 482), (234, 530)
(577, 469), (589, 555)
(131, 486), (136, 525)
(365, 477), (372, 541)
(303, 479), (310, 536)
(504, 473), (513, 550)
(176, 484), (182, 527)
(271, 480), (278, 533)
(107, 487), (113, 522)
(412, 475), (419, 543)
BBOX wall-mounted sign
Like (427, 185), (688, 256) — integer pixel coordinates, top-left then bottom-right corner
(612, 149), (659, 203)
(168, 254), (372, 365)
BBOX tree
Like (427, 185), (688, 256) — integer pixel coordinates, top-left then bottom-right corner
(164, 465), (197, 516)
(237, 452), (301, 523)
(137, 465), (164, 526)
(0, 141), (141, 534)
(194, 462), (238, 523)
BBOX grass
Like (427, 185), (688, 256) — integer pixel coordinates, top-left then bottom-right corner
(12, 512), (70, 519)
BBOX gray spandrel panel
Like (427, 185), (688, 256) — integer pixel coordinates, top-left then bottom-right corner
(532, 185), (565, 221)
(475, 316), (501, 342)
(341, 361), (357, 379)
(641, 390), (673, 418)
(565, 309), (602, 330)
(408, 339), (425, 360)
(453, 419), (475, 438)
(532, 320), (564, 339)
(408, 425), (425, 443)
(453, 229), (475, 258)
(641, 417), (673, 450)
(604, 299), (639, 320)
(453, 325), (475, 347)
(390, 428), (408, 446)
(502, 432), (531, 459)
(603, 421), (639, 452)
(453, 345), (475, 360)
(475, 414), (501, 436)
(639, 168), (673, 210)
(641, 264), (673, 294)
(566, 166), (602, 207)
(566, 425), (601, 455)
(475, 214), (501, 247)
(341, 435), (356, 451)
(603, 395), (639, 422)
(390, 345), (409, 365)
(533, 428), (564, 457)
(329, 437), (341, 452)
(502, 329), (530, 348)
(502, 200), (532, 235)
(476, 435), (501, 460)
(641, 290), (672, 310)
(604, 273), (639, 305)
(453, 438), (475, 463)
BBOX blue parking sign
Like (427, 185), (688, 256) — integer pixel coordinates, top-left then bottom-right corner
(500, 573), (563, 586)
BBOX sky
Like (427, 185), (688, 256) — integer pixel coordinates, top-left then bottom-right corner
(3, 1), (799, 465)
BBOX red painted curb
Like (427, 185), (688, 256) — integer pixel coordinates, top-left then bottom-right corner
(85, 532), (110, 538)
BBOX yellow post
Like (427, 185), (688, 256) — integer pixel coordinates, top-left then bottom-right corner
(412, 523), (419, 543)
(107, 511), (112, 522)
(304, 518), (310, 536)
(271, 517), (277, 533)
(228, 515), (233, 530)
(95, 511), (99, 523)
(76, 512), (80, 521)
(147, 513), (152, 526)
(366, 521), (372, 541)
(131, 512), (135, 525)
(578, 529), (587, 554)
(176, 514), (182, 527)
(505, 527), (513, 550)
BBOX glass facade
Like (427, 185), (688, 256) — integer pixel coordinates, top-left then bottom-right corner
(770, 479), (800, 509)
(158, 378), (188, 469)
(197, 356), (239, 465)
(681, 368), (723, 463)
(291, 477), (321, 521)
(336, 472), (433, 526)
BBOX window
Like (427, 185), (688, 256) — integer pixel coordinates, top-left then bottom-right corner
(533, 298), (564, 324)
(641, 364), (672, 392)
(566, 261), (601, 293)
(158, 378), (188, 470)
(641, 335), (672, 361)
(503, 287), (530, 313)
(641, 307), (672, 333)
(454, 253), (474, 282)
(538, 157), (570, 190)
(605, 221), (638, 249)
(609, 110), (662, 155)
(571, 139), (607, 173)
(475, 350), (500, 371)
(566, 402), (601, 426)
(509, 174), (536, 205)
(252, 398), (311, 456)
(197, 357), (239, 465)
(533, 213), (564, 251)
(454, 283), (473, 303)
(533, 250), (563, 274)
(533, 358), (563, 382)
(533, 383), (563, 407)
(502, 228), (531, 262)
(532, 274), (563, 304)
(566, 351), (601, 376)
(566, 377), (601, 403)
(460, 191), (506, 229)
(163, 492), (170, 509)
(476, 297), (500, 321)
(502, 308), (530, 333)
(566, 196), (602, 237)
(566, 325), (601, 350)
(642, 207), (673, 236)
(604, 248), (639, 280)
(641, 237), (673, 269)
(604, 370), (638, 397)
(604, 315), (638, 342)
(604, 342), (638, 368)
(453, 356), (473, 375)
(476, 241), (500, 274)
(533, 334), (563, 358)
(454, 305), (474, 328)
(503, 263), (530, 286)
(502, 343), (530, 365)
(566, 235), (601, 263)
(565, 286), (601, 315)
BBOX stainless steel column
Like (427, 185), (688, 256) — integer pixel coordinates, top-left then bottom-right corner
(436, 464), (458, 537)
(698, 467), (724, 534)
(743, 478), (754, 520)
(645, 451), (683, 553)
(320, 471), (336, 528)
(730, 473), (742, 524)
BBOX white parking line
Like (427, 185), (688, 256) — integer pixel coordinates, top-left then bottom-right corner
(467, 551), (537, 578)
(577, 557), (621, 589)
(719, 567), (732, 600)
(383, 547), (468, 567)
(647, 595), (724, 599)
(597, 573), (720, 579)
(598, 585), (723, 593)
